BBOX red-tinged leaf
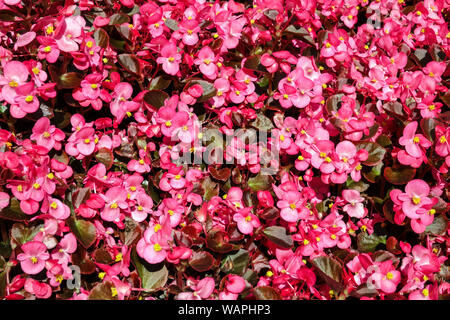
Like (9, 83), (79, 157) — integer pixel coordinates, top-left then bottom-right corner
(188, 251), (215, 272)
(357, 232), (386, 253)
(164, 18), (179, 31)
(355, 142), (386, 166)
(108, 13), (129, 25)
(67, 216), (97, 249)
(262, 226), (293, 249)
(250, 113), (274, 131)
(72, 187), (91, 209)
(420, 118), (436, 142)
(118, 54), (141, 75)
(220, 249), (249, 275)
(95, 148), (114, 169)
(143, 90), (169, 111)
(253, 286), (281, 300)
(311, 256), (344, 291)
(88, 281), (116, 300)
(93, 248), (114, 265)
(206, 228), (239, 253)
(148, 76), (171, 91)
(72, 247), (96, 274)
(247, 173), (273, 191)
(208, 166), (231, 182)
(120, 217), (142, 247)
(425, 215), (447, 236)
(59, 73), (82, 89)
(384, 166), (416, 185)
(94, 28), (109, 48)
(10, 223), (43, 249)
(383, 101), (405, 118)
(184, 79), (216, 103)
(259, 207), (279, 220)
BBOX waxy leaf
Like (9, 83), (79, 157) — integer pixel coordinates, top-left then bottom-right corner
(311, 257), (344, 291)
(384, 166), (416, 185)
(93, 28), (109, 48)
(220, 249), (250, 275)
(355, 142), (386, 166)
(89, 281), (116, 300)
(0, 198), (29, 221)
(131, 248), (168, 291)
(67, 216), (97, 249)
(189, 251), (215, 272)
(143, 90), (169, 110)
(118, 54), (141, 75)
(96, 148), (114, 170)
(357, 232), (386, 253)
(262, 226), (293, 249)
(253, 286), (281, 300)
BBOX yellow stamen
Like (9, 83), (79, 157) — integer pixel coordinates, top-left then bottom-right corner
(50, 201), (58, 209)
(153, 243), (162, 252)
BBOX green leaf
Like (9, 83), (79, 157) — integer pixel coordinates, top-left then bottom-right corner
(164, 19), (179, 31)
(118, 54), (141, 75)
(355, 142), (386, 166)
(247, 173), (272, 191)
(189, 251), (215, 272)
(425, 215), (447, 236)
(10, 223), (43, 249)
(109, 13), (129, 25)
(250, 113), (274, 131)
(67, 216), (97, 249)
(131, 248), (168, 291)
(0, 198), (30, 221)
(357, 232), (386, 253)
(185, 79), (216, 103)
(253, 286), (281, 300)
(311, 256), (344, 291)
(346, 179), (370, 192)
(148, 76), (171, 91)
(221, 249), (249, 275)
(383, 101), (404, 118)
(384, 166), (416, 185)
(202, 176), (219, 201)
(262, 226), (293, 249)
(0, 270), (6, 300)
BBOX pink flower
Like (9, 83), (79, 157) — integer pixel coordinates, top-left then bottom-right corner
(397, 179), (432, 219)
(277, 190), (305, 223)
(176, 277), (215, 300)
(366, 260), (401, 294)
(17, 241), (50, 275)
(110, 82), (139, 124)
(24, 278), (52, 299)
(30, 117), (65, 151)
(194, 47), (218, 79)
(435, 125), (449, 157)
(409, 286), (433, 300)
(342, 189), (367, 219)
(54, 16), (84, 52)
(398, 122), (432, 158)
(0, 191), (10, 209)
(131, 193), (154, 222)
(45, 198), (70, 220)
(101, 187), (128, 222)
(233, 208), (260, 235)
(0, 61), (29, 105)
(157, 43), (181, 76)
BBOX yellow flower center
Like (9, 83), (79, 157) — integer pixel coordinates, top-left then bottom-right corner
(111, 287), (118, 297)
(422, 289), (429, 297)
(110, 202), (118, 209)
(428, 209), (436, 215)
(175, 175), (181, 180)
(356, 164), (362, 171)
(43, 131), (51, 138)
(331, 234), (337, 240)
(33, 183), (40, 189)
(245, 216), (252, 222)
(84, 138), (90, 144)
(153, 243), (162, 252)
(413, 136), (420, 143)
(86, 41), (93, 48)
(130, 186), (136, 191)
(137, 205), (143, 211)
(25, 95), (34, 103)
(168, 209), (174, 216)
(428, 104), (435, 110)
(47, 173), (54, 179)
(32, 67), (40, 74)
(56, 275), (63, 283)
(283, 94), (289, 99)
(168, 57), (175, 62)
(30, 256), (38, 264)
(91, 83), (98, 89)
(325, 43), (331, 48)
(235, 90), (240, 95)
(46, 26), (54, 34)
(266, 270), (273, 277)
(303, 239), (309, 245)
(139, 159), (144, 165)
(290, 203), (296, 209)
(44, 46), (51, 53)
(316, 237), (321, 242)
(412, 196), (421, 205)
(386, 272), (394, 280)
(115, 253), (123, 262)
(154, 224), (161, 232)
(440, 136), (447, 143)
(298, 155), (304, 161)
(325, 157), (332, 163)
(279, 135), (285, 141)
(203, 58), (210, 65)
(50, 201), (58, 209)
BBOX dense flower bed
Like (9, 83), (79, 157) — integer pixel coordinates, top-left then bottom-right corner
(0, 0), (448, 300)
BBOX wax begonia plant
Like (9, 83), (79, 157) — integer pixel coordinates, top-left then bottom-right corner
(0, 0), (448, 301)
